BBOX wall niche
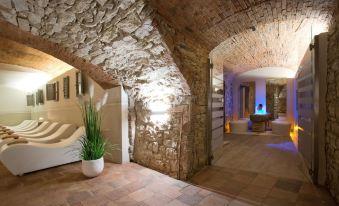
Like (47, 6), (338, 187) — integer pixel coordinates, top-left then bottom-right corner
(266, 79), (287, 119)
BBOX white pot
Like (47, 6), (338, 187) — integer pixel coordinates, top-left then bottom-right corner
(81, 157), (104, 178)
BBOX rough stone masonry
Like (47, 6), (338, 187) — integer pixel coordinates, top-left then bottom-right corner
(326, 8), (339, 202)
(0, 0), (210, 179)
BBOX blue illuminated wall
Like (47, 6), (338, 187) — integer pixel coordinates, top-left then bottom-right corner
(255, 79), (267, 114)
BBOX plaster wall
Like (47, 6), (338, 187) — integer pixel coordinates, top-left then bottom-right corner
(0, 86), (31, 125)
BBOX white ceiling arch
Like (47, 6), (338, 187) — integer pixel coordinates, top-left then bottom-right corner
(236, 67), (296, 79)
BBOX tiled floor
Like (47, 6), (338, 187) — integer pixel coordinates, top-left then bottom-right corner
(1, 161), (238, 206)
(0, 133), (337, 206)
(213, 133), (307, 181)
(190, 133), (338, 206)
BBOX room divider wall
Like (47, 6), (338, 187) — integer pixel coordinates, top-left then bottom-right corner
(297, 33), (328, 185)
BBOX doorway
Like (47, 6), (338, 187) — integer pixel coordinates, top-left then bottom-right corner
(239, 82), (255, 119)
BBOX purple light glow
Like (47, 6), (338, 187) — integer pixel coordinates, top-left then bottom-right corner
(266, 142), (297, 154)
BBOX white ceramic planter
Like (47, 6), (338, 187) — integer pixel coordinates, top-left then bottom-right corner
(81, 157), (104, 178)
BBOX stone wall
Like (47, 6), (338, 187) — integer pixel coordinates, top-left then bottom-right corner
(156, 17), (211, 175)
(326, 8), (339, 202)
(266, 83), (287, 119)
(0, 0), (210, 179)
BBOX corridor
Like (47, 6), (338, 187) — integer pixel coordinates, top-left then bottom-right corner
(191, 134), (337, 205)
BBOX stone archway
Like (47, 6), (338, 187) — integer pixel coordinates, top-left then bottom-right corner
(0, 20), (117, 88)
(0, 0), (211, 179)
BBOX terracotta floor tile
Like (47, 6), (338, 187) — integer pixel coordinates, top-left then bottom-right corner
(268, 188), (298, 203)
(67, 191), (92, 205)
(299, 183), (318, 195)
(128, 188), (154, 202)
(181, 185), (201, 195)
(262, 197), (295, 206)
(228, 199), (254, 206)
(176, 193), (204, 205)
(216, 179), (248, 197)
(160, 185), (182, 199)
(105, 187), (130, 201)
(198, 188), (213, 196)
(250, 174), (277, 189)
(197, 194), (230, 206)
(240, 184), (271, 199)
(274, 178), (303, 193)
(80, 195), (111, 206)
(166, 199), (190, 206)
(231, 173), (256, 185)
(114, 195), (139, 206)
(142, 193), (172, 206)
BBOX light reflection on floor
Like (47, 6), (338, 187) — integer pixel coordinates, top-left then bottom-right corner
(266, 141), (298, 154)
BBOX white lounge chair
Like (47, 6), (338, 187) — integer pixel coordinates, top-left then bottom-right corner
(15, 122), (51, 135)
(3, 120), (32, 130)
(0, 123), (73, 148)
(4, 120), (34, 129)
(0, 122), (61, 146)
(0, 127), (85, 176)
(0, 122), (49, 136)
(11, 120), (38, 132)
(9, 122), (61, 139)
(1, 120), (39, 133)
(230, 120), (249, 133)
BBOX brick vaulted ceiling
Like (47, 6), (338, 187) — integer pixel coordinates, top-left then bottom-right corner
(150, 0), (337, 74)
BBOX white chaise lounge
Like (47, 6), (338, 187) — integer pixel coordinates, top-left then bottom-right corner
(0, 124), (75, 148)
(271, 113), (291, 136)
(6, 120), (38, 132)
(230, 119), (249, 133)
(272, 121), (291, 136)
(2, 120), (31, 130)
(15, 122), (51, 135)
(0, 121), (49, 136)
(0, 122), (61, 146)
(0, 127), (85, 176)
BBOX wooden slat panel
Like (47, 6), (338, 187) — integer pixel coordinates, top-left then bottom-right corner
(298, 109), (314, 118)
(212, 93), (223, 98)
(297, 73), (313, 82)
(212, 127), (223, 139)
(213, 80), (223, 86)
(212, 107), (224, 112)
(212, 118), (224, 130)
(298, 91), (313, 98)
(211, 73), (224, 154)
(211, 135), (223, 150)
(212, 102), (224, 108)
(212, 110), (224, 118)
(297, 85), (313, 92)
(297, 97), (314, 104)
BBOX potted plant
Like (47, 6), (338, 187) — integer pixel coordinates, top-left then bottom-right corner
(80, 98), (106, 177)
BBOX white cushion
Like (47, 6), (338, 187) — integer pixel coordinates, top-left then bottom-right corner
(230, 120), (248, 133)
(272, 121), (291, 136)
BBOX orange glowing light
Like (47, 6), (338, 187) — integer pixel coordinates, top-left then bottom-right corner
(290, 124), (303, 149)
(225, 121), (231, 133)
(294, 125), (304, 132)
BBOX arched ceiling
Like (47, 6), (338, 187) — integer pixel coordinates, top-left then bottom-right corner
(0, 0), (191, 104)
(0, 36), (73, 77)
(150, 0), (337, 74)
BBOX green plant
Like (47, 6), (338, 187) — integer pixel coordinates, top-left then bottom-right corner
(80, 98), (106, 160)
